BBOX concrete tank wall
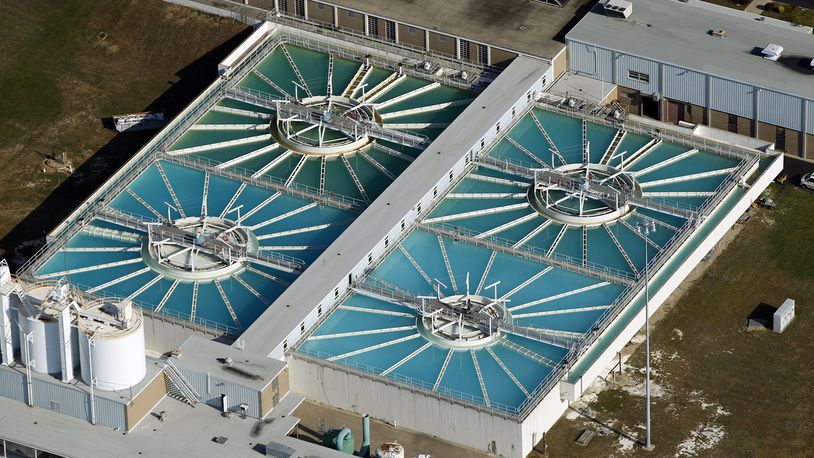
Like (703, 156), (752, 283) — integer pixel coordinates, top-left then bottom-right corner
(289, 355), (524, 457)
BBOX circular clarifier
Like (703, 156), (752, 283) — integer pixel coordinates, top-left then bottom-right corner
(417, 294), (512, 349)
(141, 216), (258, 282)
(274, 95), (380, 157)
(528, 163), (641, 226)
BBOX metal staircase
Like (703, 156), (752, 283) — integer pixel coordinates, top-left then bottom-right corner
(163, 359), (200, 406)
(363, 72), (405, 103)
(201, 172), (210, 217)
(190, 282), (199, 321)
(319, 157), (327, 195)
(326, 54), (334, 95)
(601, 130), (625, 165)
(620, 138), (659, 170)
(343, 63), (372, 98)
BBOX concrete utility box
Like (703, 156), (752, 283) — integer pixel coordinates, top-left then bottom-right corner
(773, 298), (795, 333)
(560, 379), (577, 402)
(265, 442), (296, 457)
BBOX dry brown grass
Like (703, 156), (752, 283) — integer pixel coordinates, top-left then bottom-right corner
(539, 184), (814, 457)
(0, 0), (249, 263)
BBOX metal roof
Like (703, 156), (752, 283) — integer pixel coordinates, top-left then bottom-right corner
(566, 0), (814, 100)
(0, 394), (348, 458)
(323, 0), (589, 60)
(174, 335), (286, 391)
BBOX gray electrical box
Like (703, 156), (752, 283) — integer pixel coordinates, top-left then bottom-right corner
(265, 441), (296, 458)
(773, 298), (795, 333)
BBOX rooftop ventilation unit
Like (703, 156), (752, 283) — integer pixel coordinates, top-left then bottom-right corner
(602, 0), (633, 19)
(710, 29), (727, 38)
(761, 43), (783, 61)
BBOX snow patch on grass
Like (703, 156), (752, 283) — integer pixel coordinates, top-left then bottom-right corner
(674, 423), (725, 457)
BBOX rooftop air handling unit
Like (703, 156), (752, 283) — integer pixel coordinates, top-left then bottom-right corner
(602, 0), (633, 19)
(761, 43), (783, 61)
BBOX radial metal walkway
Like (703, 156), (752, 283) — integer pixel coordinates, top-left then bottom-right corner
(94, 209), (306, 274)
(474, 156), (699, 220)
(352, 283), (582, 349)
(226, 88), (430, 149)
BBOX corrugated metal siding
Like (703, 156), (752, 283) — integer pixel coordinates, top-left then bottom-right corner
(32, 378), (89, 421)
(663, 65), (706, 106)
(180, 369), (261, 418)
(180, 368), (208, 396)
(0, 367), (126, 429)
(759, 89), (803, 130)
(567, 41), (613, 82)
(94, 396), (127, 430)
(709, 77), (754, 118)
(805, 100), (813, 134)
(210, 376), (261, 418)
(0, 367), (26, 403)
(616, 54), (660, 94)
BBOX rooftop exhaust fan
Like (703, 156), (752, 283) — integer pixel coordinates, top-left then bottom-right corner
(761, 43), (783, 61)
(601, 0), (633, 19)
(709, 29), (727, 38)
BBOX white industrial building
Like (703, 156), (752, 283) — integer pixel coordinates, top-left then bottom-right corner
(566, 0), (814, 158)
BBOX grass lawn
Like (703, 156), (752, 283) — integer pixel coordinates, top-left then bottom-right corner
(763, 2), (814, 27)
(700, 0), (753, 10)
(0, 0), (249, 266)
(539, 184), (814, 457)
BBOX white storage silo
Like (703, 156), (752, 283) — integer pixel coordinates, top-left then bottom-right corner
(17, 285), (79, 375)
(19, 313), (61, 375)
(77, 299), (146, 391)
